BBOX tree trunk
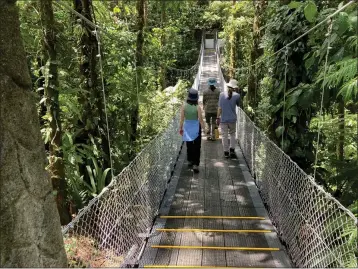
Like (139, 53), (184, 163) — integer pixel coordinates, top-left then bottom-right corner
(159, 0), (166, 90)
(129, 0), (145, 159)
(144, 0), (148, 27)
(229, 32), (236, 78)
(0, 0), (67, 266)
(247, 0), (267, 110)
(39, 0), (71, 225)
(74, 0), (110, 171)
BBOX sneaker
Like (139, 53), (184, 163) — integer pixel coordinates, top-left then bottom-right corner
(224, 151), (229, 158)
(229, 148), (237, 158)
(193, 165), (199, 173)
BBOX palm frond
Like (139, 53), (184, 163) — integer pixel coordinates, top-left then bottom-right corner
(338, 76), (358, 101)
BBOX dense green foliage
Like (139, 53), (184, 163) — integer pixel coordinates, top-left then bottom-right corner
(18, 0), (356, 226)
(13, 0), (357, 266)
(18, 0), (202, 216)
(205, 1), (357, 212)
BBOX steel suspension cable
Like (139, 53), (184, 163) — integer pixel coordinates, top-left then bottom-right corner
(95, 29), (114, 179)
(282, 46), (289, 150)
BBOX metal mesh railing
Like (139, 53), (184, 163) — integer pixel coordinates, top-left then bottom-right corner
(167, 35), (205, 91)
(62, 113), (182, 267)
(236, 107), (358, 268)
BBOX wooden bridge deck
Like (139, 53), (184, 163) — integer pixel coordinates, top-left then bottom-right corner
(139, 49), (292, 268)
(139, 142), (292, 268)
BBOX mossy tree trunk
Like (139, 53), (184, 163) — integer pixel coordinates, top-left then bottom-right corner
(247, 0), (267, 111)
(159, 0), (167, 90)
(74, 0), (110, 176)
(39, 0), (71, 225)
(0, 0), (67, 266)
(129, 0), (145, 159)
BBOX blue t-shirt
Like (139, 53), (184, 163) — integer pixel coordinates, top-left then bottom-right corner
(218, 92), (240, 123)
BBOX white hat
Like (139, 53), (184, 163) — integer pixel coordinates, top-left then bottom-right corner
(227, 79), (239, 89)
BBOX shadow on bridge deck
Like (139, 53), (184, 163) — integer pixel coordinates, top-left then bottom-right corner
(139, 138), (293, 268)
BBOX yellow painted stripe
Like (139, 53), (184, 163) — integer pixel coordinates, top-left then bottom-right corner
(151, 245), (279, 251)
(156, 228), (271, 233)
(144, 264), (262, 269)
(160, 216), (265, 220)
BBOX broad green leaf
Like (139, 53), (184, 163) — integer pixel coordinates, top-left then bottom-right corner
(86, 165), (96, 192)
(337, 12), (350, 36)
(349, 15), (357, 30)
(99, 168), (111, 194)
(66, 132), (73, 146)
(91, 157), (99, 179)
(286, 106), (298, 119)
(305, 55), (315, 70)
(304, 1), (317, 23)
(288, 1), (302, 9)
(275, 126), (284, 138)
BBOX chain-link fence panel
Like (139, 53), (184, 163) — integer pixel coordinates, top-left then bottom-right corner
(62, 113), (182, 267)
(237, 107), (357, 268)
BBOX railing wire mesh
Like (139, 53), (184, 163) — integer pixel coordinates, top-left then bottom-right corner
(62, 113), (182, 267)
(236, 107), (357, 268)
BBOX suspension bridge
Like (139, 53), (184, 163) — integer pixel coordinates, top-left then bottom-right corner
(60, 1), (357, 268)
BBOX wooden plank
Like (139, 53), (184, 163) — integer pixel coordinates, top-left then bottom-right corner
(153, 151), (193, 266)
(202, 141), (226, 266)
(176, 140), (206, 266)
(139, 145), (186, 267)
(222, 206), (252, 267)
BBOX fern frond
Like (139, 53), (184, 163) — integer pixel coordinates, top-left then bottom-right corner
(320, 58), (357, 89)
(346, 35), (357, 52)
(338, 76), (358, 101)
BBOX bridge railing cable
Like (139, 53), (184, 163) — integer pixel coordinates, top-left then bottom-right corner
(167, 34), (205, 90)
(62, 112), (183, 267)
(215, 31), (226, 93)
(236, 107), (357, 268)
(215, 2), (357, 266)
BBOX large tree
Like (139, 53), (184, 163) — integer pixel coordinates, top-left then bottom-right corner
(0, 0), (67, 266)
(128, 0), (145, 159)
(74, 0), (111, 176)
(247, 0), (267, 111)
(39, 0), (71, 225)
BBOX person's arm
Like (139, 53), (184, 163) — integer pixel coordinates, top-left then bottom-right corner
(217, 93), (223, 118)
(217, 107), (222, 118)
(179, 105), (185, 134)
(197, 105), (205, 129)
(216, 94), (222, 125)
(236, 94), (241, 107)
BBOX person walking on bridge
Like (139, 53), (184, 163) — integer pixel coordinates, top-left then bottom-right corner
(203, 78), (220, 140)
(179, 88), (205, 173)
(216, 79), (240, 158)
